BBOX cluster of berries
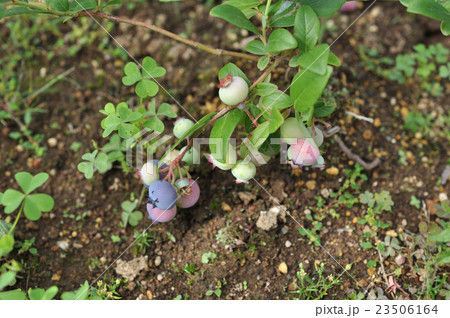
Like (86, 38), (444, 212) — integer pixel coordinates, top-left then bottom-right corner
(138, 159), (199, 224)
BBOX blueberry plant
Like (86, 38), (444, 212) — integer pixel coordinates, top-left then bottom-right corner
(1, 0), (449, 228)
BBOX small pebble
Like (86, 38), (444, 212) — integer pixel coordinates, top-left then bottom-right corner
(47, 137), (57, 148)
(278, 262), (288, 274)
(157, 274), (163, 281)
(326, 166), (339, 175)
(362, 130), (372, 140)
(221, 202), (232, 212)
(373, 118), (381, 127)
(155, 256), (162, 267)
(439, 193), (448, 202)
(305, 180), (316, 190)
(285, 240), (292, 248)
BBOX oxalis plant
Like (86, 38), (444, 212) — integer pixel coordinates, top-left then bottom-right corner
(2, 0), (448, 226)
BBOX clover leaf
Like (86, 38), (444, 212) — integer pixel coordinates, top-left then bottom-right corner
(121, 200), (143, 227)
(122, 56), (166, 99)
(1, 172), (54, 222)
(77, 150), (110, 179)
(100, 102), (142, 138)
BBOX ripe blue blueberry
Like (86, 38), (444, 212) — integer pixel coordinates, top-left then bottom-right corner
(173, 118), (194, 139)
(218, 74), (248, 106)
(231, 160), (256, 184)
(147, 204), (177, 223)
(148, 180), (178, 210)
(176, 178), (200, 208)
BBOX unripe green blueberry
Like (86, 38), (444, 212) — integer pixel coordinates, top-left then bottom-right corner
(162, 149), (180, 165)
(180, 146), (200, 165)
(138, 161), (160, 187)
(280, 118), (305, 144)
(218, 75), (249, 106)
(243, 149), (271, 166)
(308, 127), (324, 147)
(173, 118), (194, 139)
(207, 144), (237, 170)
(231, 160), (256, 184)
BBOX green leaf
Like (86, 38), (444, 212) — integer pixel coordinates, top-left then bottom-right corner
(437, 251), (450, 264)
(122, 62), (142, 86)
(266, 29), (297, 53)
(143, 116), (165, 133)
(118, 123), (139, 139)
(294, 5), (320, 52)
(268, 107), (284, 133)
(160, 113), (217, 165)
(218, 63), (251, 86)
(28, 286), (58, 300)
(61, 281), (91, 300)
(1, 189), (25, 214)
(157, 103), (177, 118)
(122, 200), (138, 212)
(441, 20), (450, 35)
(255, 83), (278, 96)
(296, 44), (330, 75)
(69, 0), (97, 12)
(136, 79), (159, 98)
(142, 56), (166, 78)
(15, 172), (49, 194)
(48, 0), (69, 12)
(225, 0), (260, 10)
(257, 56), (270, 71)
(128, 211), (143, 226)
(2, 7), (37, 18)
(313, 100), (335, 117)
(429, 227), (450, 243)
(24, 194), (54, 221)
(209, 109), (242, 162)
(328, 52), (341, 66)
(245, 40), (266, 55)
(94, 152), (109, 173)
(210, 4), (259, 34)
(407, 0), (450, 21)
(0, 220), (11, 239)
(250, 121), (271, 148)
(0, 271), (15, 291)
(0, 289), (26, 300)
(262, 92), (294, 110)
(290, 66), (332, 112)
(201, 252), (217, 264)
(77, 162), (94, 179)
(0, 235), (14, 258)
(0, 4), (4, 20)
(294, 0), (346, 17)
(360, 241), (373, 249)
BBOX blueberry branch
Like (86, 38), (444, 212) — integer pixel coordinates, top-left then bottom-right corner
(4, 1), (260, 62)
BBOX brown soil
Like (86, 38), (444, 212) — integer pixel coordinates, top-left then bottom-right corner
(1, 1), (449, 299)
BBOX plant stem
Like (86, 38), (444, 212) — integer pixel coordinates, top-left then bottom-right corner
(8, 201), (24, 235)
(5, 1), (259, 61)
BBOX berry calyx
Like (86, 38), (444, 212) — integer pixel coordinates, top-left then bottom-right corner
(148, 180), (178, 210)
(218, 75), (248, 106)
(308, 127), (324, 147)
(206, 144), (237, 170)
(173, 118), (194, 139)
(288, 138), (320, 167)
(176, 178), (200, 208)
(280, 118), (306, 144)
(231, 160), (256, 184)
(147, 204), (177, 223)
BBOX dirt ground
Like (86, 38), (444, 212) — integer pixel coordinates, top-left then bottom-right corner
(1, 1), (449, 299)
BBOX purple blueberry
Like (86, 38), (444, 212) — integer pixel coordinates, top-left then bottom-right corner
(148, 180), (178, 210)
(147, 204), (177, 223)
(176, 178), (200, 208)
